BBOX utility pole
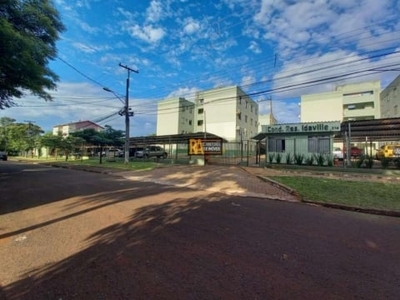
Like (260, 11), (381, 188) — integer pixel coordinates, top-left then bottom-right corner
(119, 63), (138, 164)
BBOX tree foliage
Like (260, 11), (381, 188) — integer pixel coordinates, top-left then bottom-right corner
(0, 0), (65, 108)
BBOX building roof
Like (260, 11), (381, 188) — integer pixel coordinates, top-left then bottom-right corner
(53, 120), (104, 129)
(129, 132), (227, 145)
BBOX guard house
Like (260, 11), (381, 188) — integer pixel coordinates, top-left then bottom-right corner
(253, 121), (341, 164)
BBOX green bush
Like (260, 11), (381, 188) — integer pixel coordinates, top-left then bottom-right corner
(314, 153), (326, 166)
(285, 153), (293, 164)
(294, 153), (304, 165)
(381, 157), (391, 169)
(327, 155), (334, 167)
(364, 155), (374, 168)
(355, 155), (365, 168)
(394, 158), (400, 169)
(268, 153), (275, 163)
(276, 153), (282, 164)
(305, 155), (315, 166)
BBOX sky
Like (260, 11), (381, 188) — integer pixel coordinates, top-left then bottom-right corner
(1, 0), (400, 136)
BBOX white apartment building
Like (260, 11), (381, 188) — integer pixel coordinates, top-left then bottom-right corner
(52, 120), (103, 137)
(193, 86), (259, 142)
(156, 97), (195, 135)
(156, 86), (259, 142)
(301, 81), (381, 122)
(380, 74), (400, 118)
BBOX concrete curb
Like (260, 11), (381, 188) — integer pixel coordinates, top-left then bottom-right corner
(242, 167), (400, 218)
(302, 201), (400, 218)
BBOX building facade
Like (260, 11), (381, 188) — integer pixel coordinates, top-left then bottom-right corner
(52, 120), (103, 137)
(301, 81), (381, 123)
(156, 86), (259, 142)
(156, 97), (195, 136)
(380, 74), (400, 118)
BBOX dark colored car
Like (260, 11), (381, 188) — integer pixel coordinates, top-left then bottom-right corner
(0, 151), (7, 161)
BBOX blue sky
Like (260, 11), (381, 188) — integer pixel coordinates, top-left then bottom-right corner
(2, 0), (400, 136)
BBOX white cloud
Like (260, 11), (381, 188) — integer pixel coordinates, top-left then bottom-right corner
(167, 87), (198, 99)
(72, 42), (110, 53)
(128, 24), (166, 43)
(183, 18), (201, 34)
(248, 41), (261, 54)
(76, 20), (99, 34)
(146, 0), (164, 23)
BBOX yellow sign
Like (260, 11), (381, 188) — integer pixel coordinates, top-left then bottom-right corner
(188, 139), (222, 155)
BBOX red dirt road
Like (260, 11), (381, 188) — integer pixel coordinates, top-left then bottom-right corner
(1, 162), (399, 299)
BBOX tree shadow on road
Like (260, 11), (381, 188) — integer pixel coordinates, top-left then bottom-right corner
(3, 191), (400, 300)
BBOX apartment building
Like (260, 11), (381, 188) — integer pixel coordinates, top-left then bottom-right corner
(156, 97), (195, 135)
(301, 81), (381, 122)
(193, 86), (259, 142)
(380, 74), (400, 118)
(156, 86), (259, 142)
(52, 120), (103, 137)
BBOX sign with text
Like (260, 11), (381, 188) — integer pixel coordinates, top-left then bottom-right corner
(265, 121), (340, 134)
(188, 138), (223, 155)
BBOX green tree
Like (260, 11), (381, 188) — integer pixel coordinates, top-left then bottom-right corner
(40, 131), (62, 158)
(0, 116), (16, 151)
(0, 0), (65, 108)
(6, 122), (44, 156)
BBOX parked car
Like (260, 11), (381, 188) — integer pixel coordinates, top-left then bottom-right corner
(333, 147), (344, 160)
(376, 144), (400, 160)
(0, 151), (7, 161)
(343, 146), (362, 158)
(136, 146), (168, 159)
(129, 147), (144, 157)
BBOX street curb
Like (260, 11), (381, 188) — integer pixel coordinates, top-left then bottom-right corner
(255, 175), (302, 201)
(242, 167), (400, 218)
(302, 201), (400, 218)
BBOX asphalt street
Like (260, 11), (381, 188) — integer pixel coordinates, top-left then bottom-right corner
(0, 161), (399, 299)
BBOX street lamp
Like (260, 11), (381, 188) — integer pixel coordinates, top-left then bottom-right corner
(103, 63), (138, 164)
(103, 87), (134, 164)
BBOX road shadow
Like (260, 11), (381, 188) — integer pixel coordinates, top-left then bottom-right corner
(2, 193), (400, 300)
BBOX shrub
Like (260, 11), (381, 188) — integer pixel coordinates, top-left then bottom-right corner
(364, 155), (374, 169)
(285, 153), (293, 164)
(314, 153), (326, 166)
(381, 157), (391, 169)
(355, 155), (365, 168)
(327, 155), (334, 167)
(394, 158), (400, 169)
(305, 155), (315, 166)
(294, 153), (304, 165)
(276, 153), (282, 164)
(268, 153), (275, 163)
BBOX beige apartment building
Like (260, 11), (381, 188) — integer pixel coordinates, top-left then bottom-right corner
(380, 74), (400, 118)
(156, 86), (259, 142)
(156, 97), (195, 136)
(52, 120), (103, 137)
(301, 81), (381, 123)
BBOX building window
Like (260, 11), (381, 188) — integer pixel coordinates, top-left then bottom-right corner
(237, 112), (241, 120)
(394, 105), (398, 115)
(197, 120), (203, 126)
(189, 120), (192, 125)
(245, 115), (248, 123)
(199, 98), (204, 104)
(251, 118), (253, 126)
(198, 108), (204, 114)
(255, 108), (258, 115)
(308, 136), (330, 153)
(251, 105), (253, 112)
(239, 96), (242, 105)
(268, 137), (285, 152)
(245, 101), (248, 109)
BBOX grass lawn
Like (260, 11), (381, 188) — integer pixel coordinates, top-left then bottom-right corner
(13, 156), (158, 171)
(271, 176), (400, 212)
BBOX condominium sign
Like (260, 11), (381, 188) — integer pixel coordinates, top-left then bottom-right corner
(188, 138), (223, 155)
(265, 121), (340, 134)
